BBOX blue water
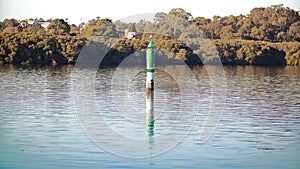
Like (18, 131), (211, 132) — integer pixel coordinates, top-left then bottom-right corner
(0, 65), (299, 168)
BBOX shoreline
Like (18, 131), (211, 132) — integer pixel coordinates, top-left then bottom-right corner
(0, 32), (299, 67)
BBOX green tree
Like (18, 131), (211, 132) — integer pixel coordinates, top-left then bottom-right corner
(127, 23), (136, 32)
(23, 24), (45, 33)
(47, 18), (70, 35)
(135, 20), (145, 33)
(205, 16), (223, 39)
(220, 25), (234, 40)
(154, 12), (167, 24)
(192, 17), (211, 26)
(286, 21), (300, 41)
(2, 19), (19, 28)
(82, 18), (117, 38)
(114, 20), (128, 32)
(168, 8), (193, 21)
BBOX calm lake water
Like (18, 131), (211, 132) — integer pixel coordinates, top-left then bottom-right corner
(0, 65), (299, 168)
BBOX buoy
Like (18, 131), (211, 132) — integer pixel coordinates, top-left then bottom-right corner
(146, 35), (154, 138)
(146, 35), (154, 95)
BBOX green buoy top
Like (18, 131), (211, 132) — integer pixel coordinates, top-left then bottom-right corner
(148, 35), (154, 48)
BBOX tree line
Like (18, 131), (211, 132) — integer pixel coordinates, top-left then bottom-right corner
(0, 4), (299, 66)
(0, 32), (86, 64)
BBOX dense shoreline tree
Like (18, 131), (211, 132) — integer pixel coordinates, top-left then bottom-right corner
(0, 32), (86, 65)
(0, 4), (299, 66)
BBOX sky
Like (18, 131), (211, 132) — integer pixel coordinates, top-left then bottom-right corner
(0, 0), (299, 25)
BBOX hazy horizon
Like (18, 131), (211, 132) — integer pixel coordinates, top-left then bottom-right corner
(0, 0), (299, 25)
